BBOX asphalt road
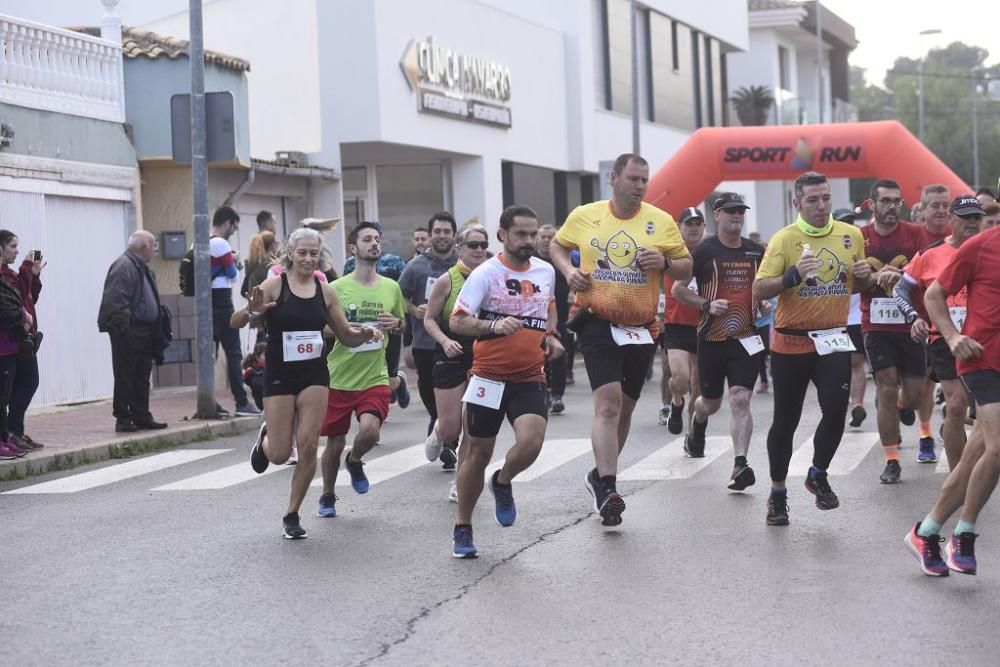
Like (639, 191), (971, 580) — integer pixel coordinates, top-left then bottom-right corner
(2, 365), (997, 666)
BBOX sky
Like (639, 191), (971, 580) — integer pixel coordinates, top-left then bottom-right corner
(820, 0), (1000, 86)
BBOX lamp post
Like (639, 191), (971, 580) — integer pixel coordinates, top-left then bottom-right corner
(971, 65), (985, 189)
(917, 28), (941, 144)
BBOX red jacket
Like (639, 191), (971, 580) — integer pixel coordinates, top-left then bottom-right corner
(1, 260), (42, 333)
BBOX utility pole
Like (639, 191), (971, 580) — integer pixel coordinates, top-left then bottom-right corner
(189, 0), (215, 419)
(917, 28), (942, 144)
(815, 1), (823, 123)
(630, 0), (640, 154)
(971, 66), (982, 189)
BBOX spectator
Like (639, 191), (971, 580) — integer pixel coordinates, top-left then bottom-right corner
(242, 342), (266, 410)
(411, 227), (429, 260)
(257, 210), (277, 234)
(241, 231), (278, 297)
(97, 231), (168, 433)
(976, 188), (997, 207)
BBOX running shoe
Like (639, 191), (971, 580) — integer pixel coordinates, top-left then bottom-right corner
(667, 399), (685, 435)
(396, 371), (411, 409)
(235, 401), (261, 416)
(214, 403), (231, 419)
(489, 470), (517, 527)
(904, 523), (949, 576)
(424, 422), (443, 462)
(448, 480), (458, 503)
(766, 493), (790, 526)
(917, 437), (937, 464)
(684, 417), (707, 458)
(317, 493), (338, 518)
(282, 512), (307, 540)
(344, 451), (370, 494)
(0, 442), (20, 460)
(286, 446), (298, 466)
(658, 407), (670, 426)
(250, 421), (269, 474)
(550, 395), (565, 415)
(880, 459), (901, 484)
(584, 468), (625, 526)
(945, 532), (978, 575)
(728, 463), (756, 491)
(440, 441), (458, 470)
(804, 469), (840, 510)
(5, 438), (30, 456)
(11, 435), (38, 451)
(453, 524), (478, 558)
(849, 405), (867, 428)
(898, 407), (916, 426)
(19, 434), (44, 449)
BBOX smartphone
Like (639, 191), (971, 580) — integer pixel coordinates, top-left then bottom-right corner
(33, 250), (42, 261)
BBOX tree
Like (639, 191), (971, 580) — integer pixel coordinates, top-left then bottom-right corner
(729, 85), (775, 126)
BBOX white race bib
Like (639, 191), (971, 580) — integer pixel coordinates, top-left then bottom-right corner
(949, 306), (967, 331)
(424, 276), (439, 300)
(687, 277), (698, 292)
(657, 293), (666, 315)
(282, 331), (323, 362)
(462, 375), (505, 409)
(739, 335), (765, 356)
(808, 327), (856, 356)
(870, 298), (904, 325)
(610, 324), (653, 346)
(347, 323), (382, 353)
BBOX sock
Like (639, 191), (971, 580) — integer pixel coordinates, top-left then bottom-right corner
(917, 515), (942, 537)
(853, 402), (864, 408)
(919, 421), (933, 439)
(492, 470), (511, 488)
(955, 519), (976, 536)
(770, 487), (787, 497)
(808, 466), (825, 480)
(599, 474), (617, 492)
(735, 455), (748, 467)
(347, 451), (361, 464)
(882, 444), (899, 462)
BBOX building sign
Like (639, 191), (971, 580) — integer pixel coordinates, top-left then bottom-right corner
(399, 37), (512, 128)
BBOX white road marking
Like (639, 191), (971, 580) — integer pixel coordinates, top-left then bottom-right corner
(153, 449), (295, 490)
(618, 436), (730, 481)
(312, 443), (428, 488)
(787, 432), (878, 477)
(484, 438), (593, 482)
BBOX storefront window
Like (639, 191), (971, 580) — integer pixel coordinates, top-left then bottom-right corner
(375, 164), (444, 257)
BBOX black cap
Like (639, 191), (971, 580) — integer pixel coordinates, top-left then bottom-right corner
(833, 207), (856, 223)
(951, 194), (985, 217)
(713, 192), (749, 212)
(678, 207), (705, 225)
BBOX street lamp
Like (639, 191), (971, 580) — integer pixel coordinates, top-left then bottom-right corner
(917, 28), (941, 144)
(971, 65), (986, 189)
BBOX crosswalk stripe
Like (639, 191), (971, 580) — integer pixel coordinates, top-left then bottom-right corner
(312, 443), (428, 488)
(153, 450), (294, 491)
(484, 438), (593, 482)
(787, 432), (878, 477)
(618, 436), (730, 481)
(5, 449), (230, 494)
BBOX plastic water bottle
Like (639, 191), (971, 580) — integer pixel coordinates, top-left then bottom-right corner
(801, 243), (818, 286)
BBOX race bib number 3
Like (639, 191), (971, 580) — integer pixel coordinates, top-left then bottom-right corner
(949, 306), (967, 331)
(870, 298), (904, 325)
(462, 375), (505, 410)
(808, 328), (856, 356)
(283, 331), (323, 362)
(610, 324), (653, 346)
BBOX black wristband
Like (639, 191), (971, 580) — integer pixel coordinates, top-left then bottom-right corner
(700, 300), (711, 315)
(782, 266), (802, 290)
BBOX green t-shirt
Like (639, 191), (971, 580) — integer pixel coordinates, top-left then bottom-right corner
(327, 274), (406, 391)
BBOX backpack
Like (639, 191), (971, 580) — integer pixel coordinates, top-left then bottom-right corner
(0, 278), (24, 329)
(178, 247), (196, 296)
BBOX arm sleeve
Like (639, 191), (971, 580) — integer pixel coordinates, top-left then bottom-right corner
(391, 284), (406, 319)
(893, 273), (920, 322)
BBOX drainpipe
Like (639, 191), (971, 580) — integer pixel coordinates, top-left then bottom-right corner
(222, 167), (256, 208)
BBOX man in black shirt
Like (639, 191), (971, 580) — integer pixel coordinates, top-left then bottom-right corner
(536, 224), (570, 413)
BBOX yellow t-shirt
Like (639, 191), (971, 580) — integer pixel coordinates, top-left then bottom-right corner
(555, 200), (689, 329)
(755, 220), (866, 354)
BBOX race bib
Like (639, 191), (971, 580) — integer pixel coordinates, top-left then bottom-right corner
(462, 375), (505, 409)
(687, 277), (698, 292)
(610, 324), (653, 346)
(424, 276), (439, 300)
(657, 293), (666, 315)
(870, 298), (904, 325)
(347, 323), (382, 353)
(739, 335), (765, 356)
(949, 306), (967, 331)
(282, 331), (323, 362)
(808, 327), (856, 356)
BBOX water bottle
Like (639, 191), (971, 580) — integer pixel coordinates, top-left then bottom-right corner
(801, 243), (818, 286)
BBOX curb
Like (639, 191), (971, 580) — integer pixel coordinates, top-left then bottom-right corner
(0, 417), (260, 482)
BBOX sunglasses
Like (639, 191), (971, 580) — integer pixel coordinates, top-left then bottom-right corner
(462, 241), (488, 250)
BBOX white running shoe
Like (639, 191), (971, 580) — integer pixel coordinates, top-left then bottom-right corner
(286, 446), (298, 465)
(448, 480), (458, 503)
(424, 422), (443, 462)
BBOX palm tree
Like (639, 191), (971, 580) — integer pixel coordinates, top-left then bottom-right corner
(730, 85), (775, 126)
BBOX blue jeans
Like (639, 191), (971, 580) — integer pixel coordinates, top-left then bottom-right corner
(212, 289), (248, 406)
(8, 351), (39, 435)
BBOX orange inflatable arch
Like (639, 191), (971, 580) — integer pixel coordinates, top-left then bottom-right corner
(645, 120), (971, 215)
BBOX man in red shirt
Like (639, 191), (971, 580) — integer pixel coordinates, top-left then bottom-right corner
(905, 197), (1000, 577)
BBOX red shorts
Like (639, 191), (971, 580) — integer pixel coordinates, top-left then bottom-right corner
(320, 385), (391, 437)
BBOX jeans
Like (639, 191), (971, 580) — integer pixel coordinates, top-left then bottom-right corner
(212, 289), (248, 406)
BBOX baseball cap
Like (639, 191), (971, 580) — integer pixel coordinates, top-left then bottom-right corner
(713, 192), (749, 211)
(678, 207), (705, 225)
(832, 208), (856, 223)
(950, 194), (985, 217)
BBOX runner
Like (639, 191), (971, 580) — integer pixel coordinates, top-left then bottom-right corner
(860, 179), (931, 483)
(535, 223), (571, 415)
(834, 208), (869, 428)
(984, 202), (1000, 230)
(894, 196), (984, 468)
(235, 227), (382, 539)
(753, 171), (872, 526)
(550, 153), (692, 526)
(449, 205), (562, 558)
(317, 222), (406, 520)
(671, 193), (764, 490)
(659, 207), (705, 434)
(422, 225), (489, 498)
(905, 206), (1000, 577)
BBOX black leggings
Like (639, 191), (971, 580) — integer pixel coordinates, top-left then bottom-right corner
(0, 354), (16, 440)
(412, 347), (437, 424)
(767, 351), (850, 482)
(757, 325), (771, 384)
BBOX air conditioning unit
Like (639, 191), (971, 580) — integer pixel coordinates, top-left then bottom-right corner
(274, 150), (309, 166)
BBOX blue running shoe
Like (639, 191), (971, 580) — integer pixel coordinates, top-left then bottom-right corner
(489, 470), (516, 527)
(453, 524), (478, 558)
(396, 371), (411, 409)
(345, 451), (369, 494)
(945, 532), (977, 575)
(917, 436), (937, 464)
(317, 493), (338, 517)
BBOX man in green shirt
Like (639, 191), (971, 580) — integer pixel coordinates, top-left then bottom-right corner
(317, 222), (406, 518)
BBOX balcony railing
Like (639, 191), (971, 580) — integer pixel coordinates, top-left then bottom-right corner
(0, 14), (125, 123)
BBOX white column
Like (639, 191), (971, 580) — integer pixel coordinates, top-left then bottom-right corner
(451, 156), (503, 241)
(100, 0), (126, 122)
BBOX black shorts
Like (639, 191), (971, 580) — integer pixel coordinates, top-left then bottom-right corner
(847, 324), (863, 354)
(466, 381), (548, 439)
(961, 369), (1000, 406)
(928, 337), (959, 382)
(432, 355), (472, 390)
(697, 338), (760, 400)
(263, 363), (329, 397)
(577, 317), (656, 401)
(663, 324), (698, 354)
(863, 330), (926, 377)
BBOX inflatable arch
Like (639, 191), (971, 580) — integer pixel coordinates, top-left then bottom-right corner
(645, 120), (971, 215)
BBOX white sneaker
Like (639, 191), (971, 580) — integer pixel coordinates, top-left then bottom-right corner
(448, 480), (458, 503)
(424, 422), (442, 461)
(286, 446), (298, 466)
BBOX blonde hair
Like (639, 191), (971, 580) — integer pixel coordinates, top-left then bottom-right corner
(456, 224), (488, 246)
(281, 227), (322, 271)
(248, 231), (277, 263)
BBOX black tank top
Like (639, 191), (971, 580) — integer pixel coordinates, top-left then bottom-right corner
(264, 274), (328, 370)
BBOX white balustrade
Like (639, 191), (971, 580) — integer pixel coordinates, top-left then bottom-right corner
(0, 14), (125, 123)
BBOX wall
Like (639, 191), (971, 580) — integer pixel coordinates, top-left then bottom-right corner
(0, 102), (135, 166)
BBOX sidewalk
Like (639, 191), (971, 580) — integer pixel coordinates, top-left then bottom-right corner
(0, 388), (261, 481)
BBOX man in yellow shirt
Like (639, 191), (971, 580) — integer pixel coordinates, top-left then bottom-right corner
(550, 153), (692, 526)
